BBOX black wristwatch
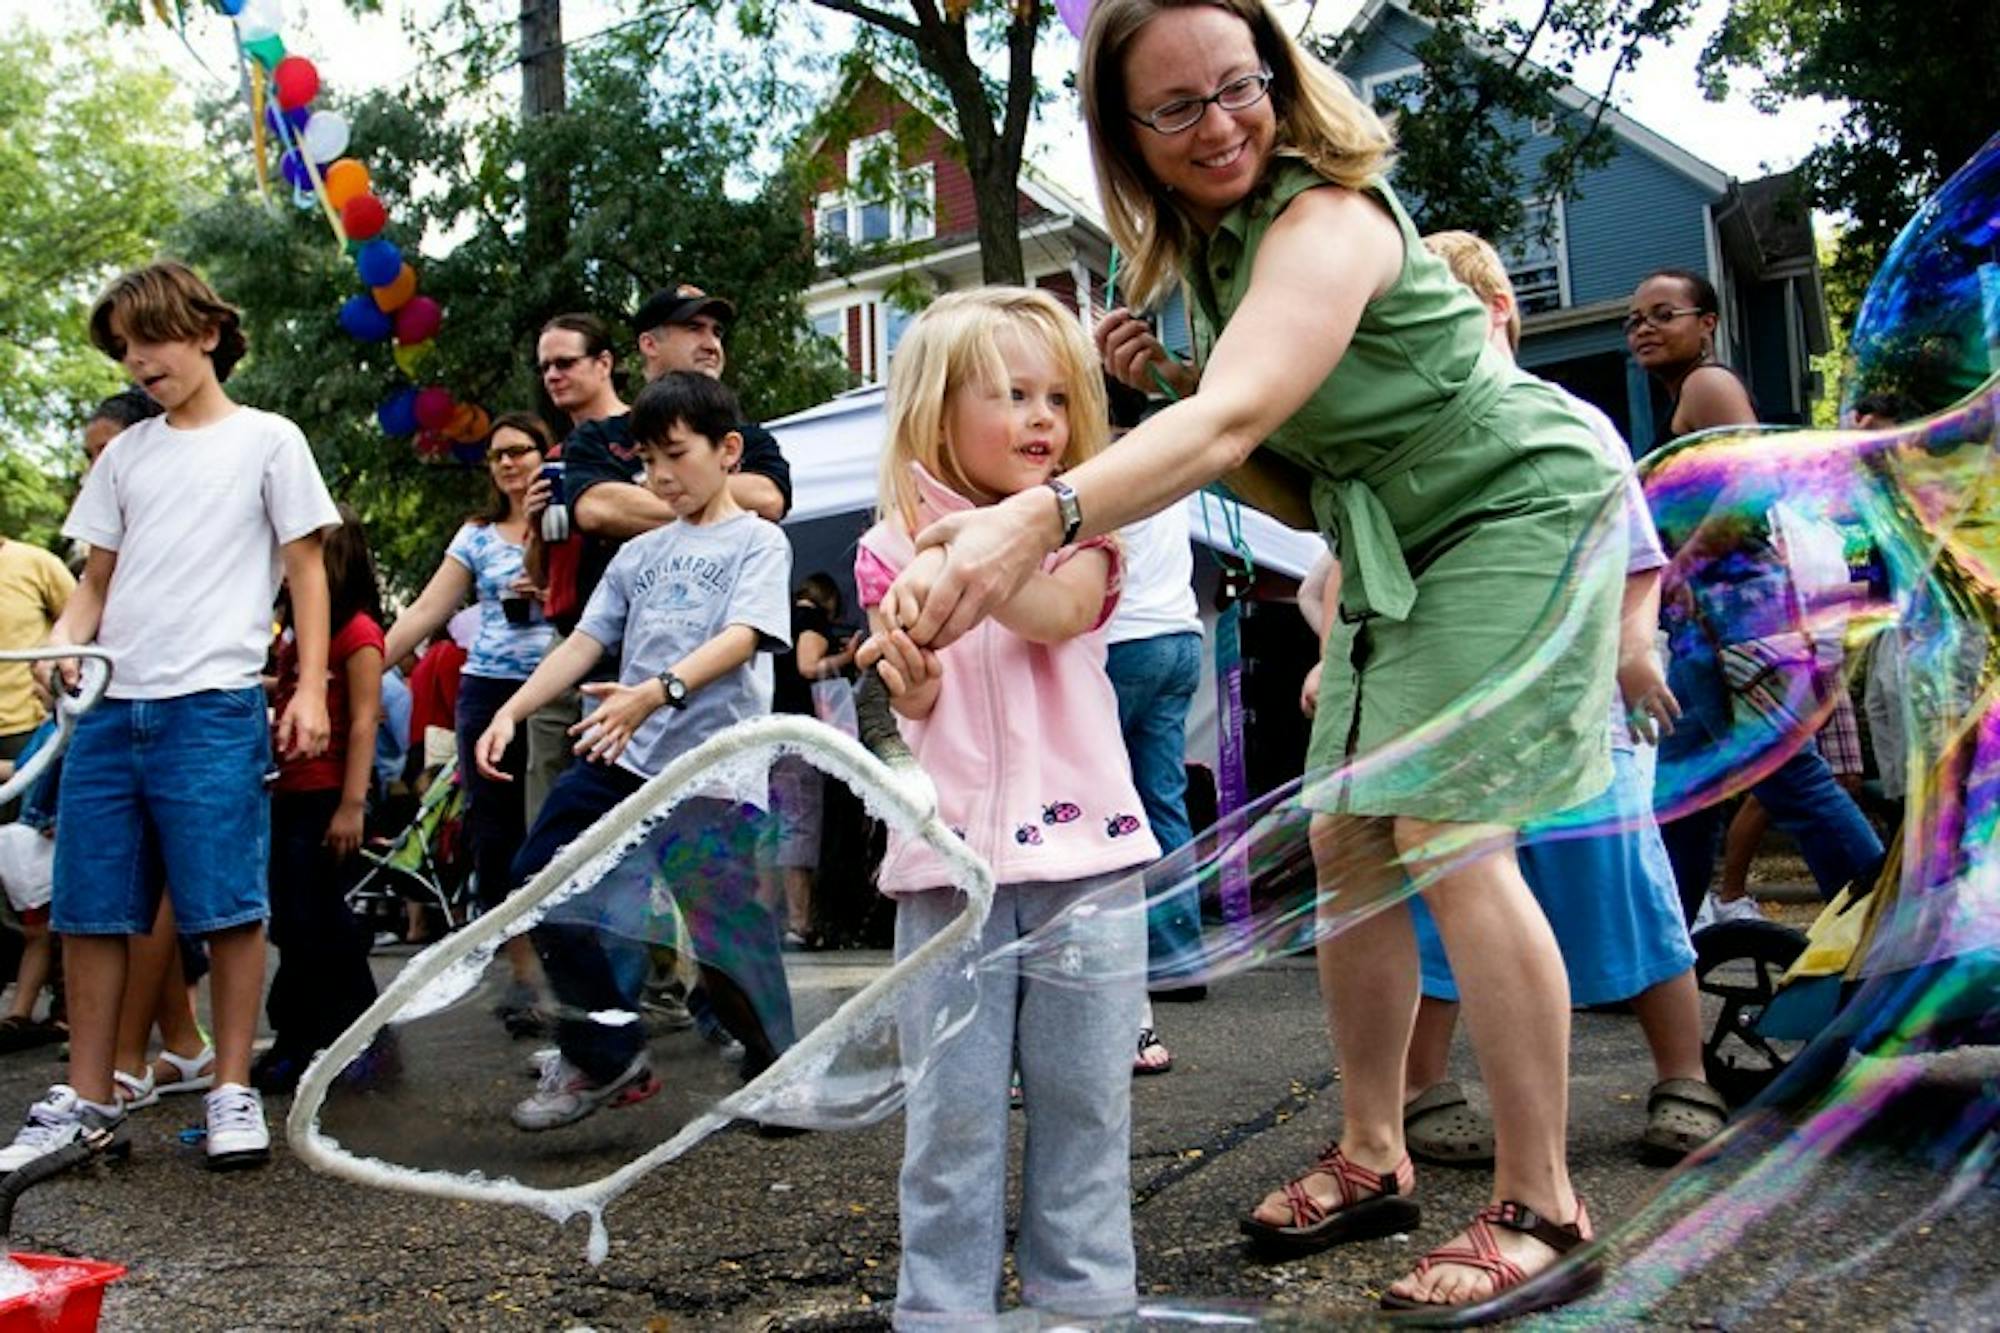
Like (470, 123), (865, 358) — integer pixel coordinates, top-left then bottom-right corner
(656, 669), (689, 710)
(1045, 477), (1083, 546)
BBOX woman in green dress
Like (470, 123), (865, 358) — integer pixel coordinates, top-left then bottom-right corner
(876, 1), (1621, 1319)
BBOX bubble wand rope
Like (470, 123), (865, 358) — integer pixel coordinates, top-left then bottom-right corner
(0, 648), (114, 808)
(288, 668), (994, 1260)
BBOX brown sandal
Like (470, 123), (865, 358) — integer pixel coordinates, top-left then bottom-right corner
(1380, 1198), (1602, 1324)
(1239, 1143), (1419, 1259)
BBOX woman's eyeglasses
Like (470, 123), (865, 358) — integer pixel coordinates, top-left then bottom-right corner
(1130, 69), (1273, 136)
(489, 445), (539, 460)
(1621, 305), (1704, 335)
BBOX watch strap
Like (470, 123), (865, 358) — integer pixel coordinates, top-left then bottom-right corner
(1045, 477), (1083, 546)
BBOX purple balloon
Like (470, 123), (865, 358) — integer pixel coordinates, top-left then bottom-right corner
(265, 102), (309, 142)
(1055, 0), (1092, 38)
(279, 149), (311, 191)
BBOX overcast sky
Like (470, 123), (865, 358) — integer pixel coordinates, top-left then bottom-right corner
(81, 0), (1843, 211)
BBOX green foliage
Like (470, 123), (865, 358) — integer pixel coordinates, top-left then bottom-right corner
(1700, 0), (2000, 326)
(1313, 1), (1697, 245)
(169, 15), (852, 595)
(0, 447), (76, 552)
(0, 34), (213, 447)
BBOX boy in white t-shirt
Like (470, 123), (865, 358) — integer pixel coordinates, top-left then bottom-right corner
(0, 262), (340, 1176)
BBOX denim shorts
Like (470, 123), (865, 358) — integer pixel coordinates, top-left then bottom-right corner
(53, 687), (272, 936)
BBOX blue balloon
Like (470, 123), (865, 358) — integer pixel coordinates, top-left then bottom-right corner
(279, 148), (310, 191)
(264, 102), (308, 141)
(220, 0), (247, 14)
(377, 388), (420, 437)
(450, 439), (487, 466)
(340, 295), (394, 342)
(356, 239), (404, 289)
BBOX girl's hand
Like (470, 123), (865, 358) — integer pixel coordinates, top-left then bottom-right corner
(857, 628), (942, 699)
(475, 714), (518, 782)
(572, 681), (662, 765)
(325, 799), (366, 860)
(1618, 650), (1680, 745)
(1300, 661), (1323, 719)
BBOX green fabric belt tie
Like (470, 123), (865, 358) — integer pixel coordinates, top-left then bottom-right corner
(1330, 347), (1519, 623)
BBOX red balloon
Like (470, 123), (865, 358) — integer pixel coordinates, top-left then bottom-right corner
(341, 193), (387, 241)
(414, 431), (452, 462)
(395, 296), (443, 346)
(413, 386), (455, 432)
(272, 56), (320, 111)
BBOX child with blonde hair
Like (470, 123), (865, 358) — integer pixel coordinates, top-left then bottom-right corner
(856, 288), (1159, 1327)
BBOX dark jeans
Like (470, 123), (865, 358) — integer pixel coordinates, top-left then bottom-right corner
(1106, 632), (1203, 985)
(1657, 650), (1885, 923)
(456, 674), (530, 908)
(513, 760), (796, 1084)
(267, 788), (379, 1054)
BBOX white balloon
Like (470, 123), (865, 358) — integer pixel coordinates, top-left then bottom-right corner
(301, 111), (351, 165)
(234, 0), (285, 42)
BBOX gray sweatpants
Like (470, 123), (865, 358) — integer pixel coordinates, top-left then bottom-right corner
(892, 871), (1145, 1329)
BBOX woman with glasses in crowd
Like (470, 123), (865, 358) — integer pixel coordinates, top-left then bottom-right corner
(382, 414), (559, 1032)
(879, 0), (1624, 1320)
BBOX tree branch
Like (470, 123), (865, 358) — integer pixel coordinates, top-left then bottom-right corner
(807, 0), (921, 44)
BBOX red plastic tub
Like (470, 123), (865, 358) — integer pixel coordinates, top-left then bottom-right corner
(0, 1254), (125, 1332)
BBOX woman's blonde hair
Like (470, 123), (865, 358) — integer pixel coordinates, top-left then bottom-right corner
(879, 288), (1110, 532)
(1081, 0), (1395, 309)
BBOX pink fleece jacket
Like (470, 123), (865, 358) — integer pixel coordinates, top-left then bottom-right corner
(856, 465), (1161, 894)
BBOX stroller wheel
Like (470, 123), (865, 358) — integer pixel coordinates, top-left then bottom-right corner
(1693, 919), (1808, 1107)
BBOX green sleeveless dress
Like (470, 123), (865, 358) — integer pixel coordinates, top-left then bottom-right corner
(1187, 160), (1623, 824)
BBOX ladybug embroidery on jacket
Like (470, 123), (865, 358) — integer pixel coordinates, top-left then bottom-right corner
(1042, 801), (1081, 826)
(1014, 825), (1044, 846)
(1104, 813), (1142, 838)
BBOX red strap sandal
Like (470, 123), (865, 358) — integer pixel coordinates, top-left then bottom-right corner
(1240, 1142), (1420, 1259)
(1381, 1198), (1603, 1325)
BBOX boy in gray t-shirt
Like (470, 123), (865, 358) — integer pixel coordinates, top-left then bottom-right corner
(476, 373), (794, 1131)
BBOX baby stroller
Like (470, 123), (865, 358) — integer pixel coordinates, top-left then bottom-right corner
(346, 770), (478, 940)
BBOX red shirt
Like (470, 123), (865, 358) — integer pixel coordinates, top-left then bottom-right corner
(406, 637), (466, 747)
(271, 613), (387, 793)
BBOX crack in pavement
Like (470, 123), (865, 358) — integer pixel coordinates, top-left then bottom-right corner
(1131, 1070), (1339, 1210)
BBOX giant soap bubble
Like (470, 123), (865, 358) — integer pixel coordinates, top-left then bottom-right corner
(291, 135), (2000, 1324)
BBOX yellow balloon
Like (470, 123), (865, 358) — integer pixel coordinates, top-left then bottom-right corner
(372, 263), (418, 313)
(392, 338), (433, 376)
(323, 158), (370, 211)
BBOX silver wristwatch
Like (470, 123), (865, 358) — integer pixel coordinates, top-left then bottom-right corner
(1044, 477), (1083, 546)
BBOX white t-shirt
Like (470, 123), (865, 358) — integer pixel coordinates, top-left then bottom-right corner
(1106, 506), (1201, 645)
(63, 407), (340, 700)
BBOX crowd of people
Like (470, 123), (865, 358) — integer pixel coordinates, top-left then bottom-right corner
(0, 0), (1909, 1326)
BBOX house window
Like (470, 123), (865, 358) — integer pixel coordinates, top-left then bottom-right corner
(1502, 198), (1570, 315)
(1359, 64), (1425, 115)
(810, 308), (845, 356)
(816, 133), (936, 257)
(884, 303), (915, 356)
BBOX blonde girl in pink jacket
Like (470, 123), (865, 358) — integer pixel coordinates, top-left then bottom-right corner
(856, 288), (1161, 1328)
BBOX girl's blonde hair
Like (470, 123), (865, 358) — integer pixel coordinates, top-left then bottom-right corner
(878, 288), (1109, 532)
(1080, 0), (1395, 309)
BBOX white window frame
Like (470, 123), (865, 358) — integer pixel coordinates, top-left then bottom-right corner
(808, 306), (847, 361)
(816, 133), (936, 254)
(1503, 196), (1571, 315)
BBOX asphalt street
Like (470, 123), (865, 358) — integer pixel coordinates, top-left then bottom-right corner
(0, 946), (1994, 1330)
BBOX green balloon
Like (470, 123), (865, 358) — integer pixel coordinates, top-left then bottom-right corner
(245, 33), (286, 67)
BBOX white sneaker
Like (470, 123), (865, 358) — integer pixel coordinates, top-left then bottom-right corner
(204, 1083), (270, 1171)
(0, 1085), (125, 1176)
(1693, 892), (1766, 932)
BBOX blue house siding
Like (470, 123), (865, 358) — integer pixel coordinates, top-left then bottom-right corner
(1557, 144), (1714, 306)
(1343, 7), (1434, 84)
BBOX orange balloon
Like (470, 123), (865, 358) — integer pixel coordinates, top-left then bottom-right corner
(372, 263), (417, 313)
(443, 403), (482, 443)
(323, 158), (370, 211)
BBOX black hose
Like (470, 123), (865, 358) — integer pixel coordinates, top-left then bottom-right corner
(0, 1125), (124, 1240)
(853, 666), (917, 771)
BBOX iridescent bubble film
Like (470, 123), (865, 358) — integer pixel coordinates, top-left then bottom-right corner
(293, 136), (2000, 1325)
